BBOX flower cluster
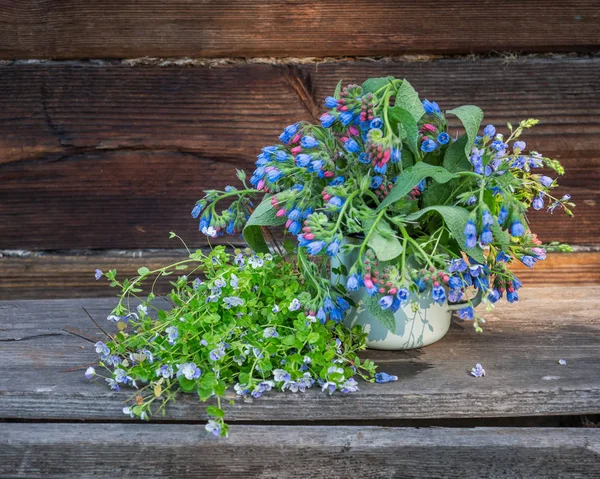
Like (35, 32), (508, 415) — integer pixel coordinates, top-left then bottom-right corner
(88, 246), (378, 436)
(193, 77), (573, 332)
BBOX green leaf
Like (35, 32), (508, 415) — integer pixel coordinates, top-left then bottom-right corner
(377, 163), (457, 211)
(242, 195), (286, 253)
(177, 376), (197, 393)
(137, 267), (150, 276)
(362, 76), (395, 94)
(363, 295), (396, 333)
(405, 205), (485, 263)
(420, 181), (455, 208)
(363, 218), (403, 262)
(387, 106), (419, 158)
(442, 135), (471, 173)
(206, 406), (225, 418)
(446, 105), (484, 158)
(394, 80), (425, 121)
(334, 79), (343, 99)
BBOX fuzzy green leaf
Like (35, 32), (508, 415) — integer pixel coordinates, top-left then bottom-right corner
(364, 218), (403, 262)
(405, 205), (485, 263)
(362, 76), (395, 94)
(446, 105), (484, 158)
(334, 79), (343, 99)
(394, 80), (425, 121)
(387, 106), (419, 158)
(377, 163), (457, 211)
(137, 267), (150, 276)
(363, 295), (396, 333)
(443, 135), (471, 173)
(242, 195), (286, 253)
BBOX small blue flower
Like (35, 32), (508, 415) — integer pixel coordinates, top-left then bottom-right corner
(330, 176), (345, 186)
(358, 152), (371, 164)
(432, 285), (446, 304)
(320, 113), (335, 128)
(465, 195), (477, 206)
(507, 290), (519, 303)
(448, 258), (468, 273)
(498, 205), (509, 225)
(273, 369), (291, 383)
(263, 327), (279, 339)
(209, 348), (226, 361)
(289, 298), (301, 311)
(336, 296), (350, 311)
(480, 226), (493, 245)
(95, 341), (110, 358)
(422, 99), (441, 115)
(288, 221), (301, 235)
(396, 288), (409, 303)
(330, 307), (344, 322)
(222, 296), (244, 309)
(275, 150), (289, 162)
(532, 195), (544, 210)
(488, 289), (502, 303)
(156, 364), (174, 379)
(481, 209), (494, 227)
(370, 176), (383, 189)
(375, 372), (398, 384)
(513, 140), (526, 153)
(374, 162), (387, 174)
(539, 176), (554, 187)
(483, 124), (496, 137)
(510, 220), (525, 237)
(339, 111), (354, 126)
(301, 136), (319, 148)
(306, 240), (326, 256)
(323, 296), (334, 312)
(344, 138), (360, 153)
(420, 139), (438, 153)
(191, 203), (203, 218)
(85, 367), (95, 379)
(326, 240), (340, 257)
(520, 255), (536, 268)
(390, 148), (401, 164)
(496, 251), (512, 263)
(448, 276), (463, 290)
(94, 269), (103, 280)
(177, 362), (202, 380)
(266, 168), (282, 182)
(166, 326), (179, 345)
(316, 308), (327, 324)
(370, 118), (383, 129)
(205, 420), (221, 437)
(437, 132), (450, 145)
(471, 363), (486, 378)
(346, 274), (359, 292)
(458, 306), (474, 320)
(324, 96), (338, 108)
(308, 159), (324, 173)
(327, 196), (343, 209)
(378, 295), (394, 310)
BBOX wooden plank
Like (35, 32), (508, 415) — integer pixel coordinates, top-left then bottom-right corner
(1, 287), (599, 422)
(1, 424), (600, 478)
(0, 1), (599, 59)
(1, 251), (598, 301)
(0, 58), (598, 249)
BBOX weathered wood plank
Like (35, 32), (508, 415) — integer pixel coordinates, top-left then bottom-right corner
(0, 58), (598, 249)
(1, 1), (599, 59)
(1, 287), (599, 422)
(1, 424), (600, 478)
(1, 251), (597, 300)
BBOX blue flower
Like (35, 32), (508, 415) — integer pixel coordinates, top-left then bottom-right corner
(330, 176), (345, 186)
(448, 258), (468, 273)
(539, 176), (554, 187)
(481, 209), (494, 227)
(205, 420), (221, 437)
(316, 308), (327, 324)
(510, 220), (525, 237)
(275, 150), (289, 162)
(344, 138), (360, 153)
(375, 372), (398, 384)
(339, 111), (354, 126)
(471, 363), (485, 378)
(483, 124), (496, 137)
(279, 123), (299, 144)
(397, 288), (409, 303)
(532, 195), (544, 210)
(320, 113), (335, 128)
(326, 240), (340, 256)
(289, 298), (302, 311)
(480, 226), (493, 245)
(414, 277), (426, 292)
(437, 132), (450, 145)
(432, 285), (446, 304)
(95, 341), (110, 358)
(308, 159), (324, 173)
(422, 99), (441, 115)
(358, 152), (371, 164)
(156, 364), (174, 379)
(492, 140), (508, 152)
(336, 296), (350, 310)
(458, 306), (474, 320)
(370, 118), (383, 129)
(488, 289), (501, 303)
(520, 255), (536, 268)
(346, 274), (359, 292)
(390, 148), (401, 164)
(420, 139), (438, 153)
(301, 136), (319, 148)
(166, 326), (179, 344)
(507, 290), (519, 303)
(191, 203), (203, 218)
(370, 176), (383, 189)
(266, 168), (282, 182)
(327, 196), (343, 209)
(464, 219), (477, 248)
(295, 154), (312, 167)
(209, 348), (226, 361)
(307, 240), (326, 256)
(223, 296), (245, 309)
(378, 295), (394, 310)
(263, 327), (279, 339)
(177, 362), (202, 380)
(513, 140), (526, 153)
(85, 367), (95, 379)
(94, 269), (103, 280)
(273, 369), (291, 383)
(324, 96), (338, 108)
(448, 276), (463, 290)
(323, 296), (334, 312)
(374, 162), (387, 174)
(498, 205), (509, 225)
(288, 221), (301, 235)
(496, 251), (512, 263)
(330, 307), (344, 322)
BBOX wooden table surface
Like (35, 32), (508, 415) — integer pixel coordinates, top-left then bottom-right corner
(1, 286), (600, 477)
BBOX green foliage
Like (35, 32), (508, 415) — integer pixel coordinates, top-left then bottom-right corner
(446, 105), (484, 157)
(90, 247), (376, 437)
(363, 295), (396, 333)
(243, 195), (286, 253)
(362, 76), (395, 94)
(442, 135), (471, 173)
(364, 217), (403, 262)
(394, 79), (425, 121)
(387, 106), (420, 157)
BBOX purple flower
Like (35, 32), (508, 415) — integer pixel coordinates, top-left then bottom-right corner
(85, 367), (95, 379)
(513, 141), (526, 153)
(209, 348), (226, 361)
(370, 175), (383, 189)
(520, 255), (536, 268)
(95, 341), (110, 358)
(539, 176), (554, 187)
(320, 113), (335, 128)
(390, 147), (402, 164)
(341, 378), (360, 394)
(306, 240), (326, 256)
(156, 364), (174, 379)
(346, 274), (359, 292)
(289, 298), (301, 311)
(458, 306), (474, 320)
(177, 362), (202, 380)
(326, 240), (340, 257)
(471, 363), (486, 378)
(375, 372), (398, 384)
(222, 296), (244, 309)
(324, 96), (338, 108)
(205, 420), (221, 437)
(94, 269), (103, 280)
(480, 226), (493, 245)
(422, 99), (441, 115)
(396, 288), (409, 303)
(344, 138), (361, 153)
(165, 326), (179, 344)
(263, 327), (279, 338)
(432, 285), (446, 304)
(483, 124), (496, 137)
(273, 369), (291, 383)
(532, 195), (544, 210)
(421, 139), (438, 153)
(378, 295), (394, 310)
(449, 258), (468, 273)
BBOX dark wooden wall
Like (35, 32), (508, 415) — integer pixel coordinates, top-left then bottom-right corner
(1, 1), (599, 298)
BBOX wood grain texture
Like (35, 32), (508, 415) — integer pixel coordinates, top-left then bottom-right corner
(0, 57), (598, 250)
(1, 251), (598, 300)
(1, 287), (599, 422)
(2, 424), (600, 478)
(0, 1), (599, 59)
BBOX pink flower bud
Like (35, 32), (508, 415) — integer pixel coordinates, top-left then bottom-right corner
(323, 171), (334, 178)
(348, 125), (359, 136)
(389, 288), (398, 295)
(378, 287), (386, 294)
(341, 136), (349, 142)
(257, 179), (265, 190)
(323, 193), (331, 201)
(304, 233), (315, 240)
(276, 208), (286, 217)
(423, 123), (436, 132)
(364, 278), (374, 289)
(291, 146), (302, 155)
(291, 134), (301, 144)
(285, 219), (292, 228)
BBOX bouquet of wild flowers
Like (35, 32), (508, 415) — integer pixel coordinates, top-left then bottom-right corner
(193, 77), (573, 331)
